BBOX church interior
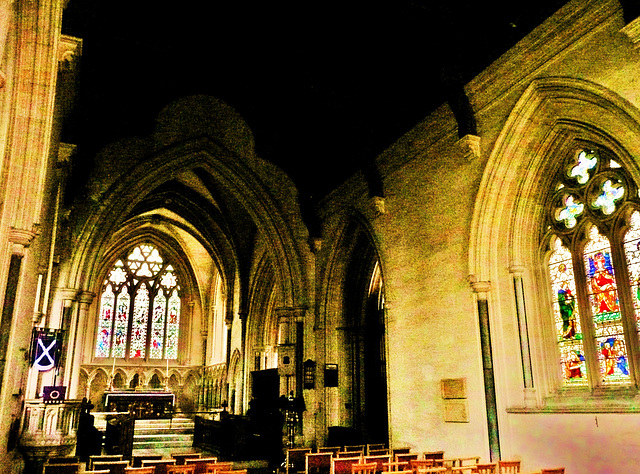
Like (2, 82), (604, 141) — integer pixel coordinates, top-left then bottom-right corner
(2, 0), (640, 473)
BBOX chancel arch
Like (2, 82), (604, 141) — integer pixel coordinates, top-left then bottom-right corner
(53, 96), (311, 416)
(470, 77), (640, 457)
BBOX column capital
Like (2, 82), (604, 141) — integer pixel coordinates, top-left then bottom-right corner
(9, 226), (39, 255)
(77, 291), (96, 306)
(275, 306), (307, 322)
(469, 276), (491, 299)
(509, 265), (526, 275)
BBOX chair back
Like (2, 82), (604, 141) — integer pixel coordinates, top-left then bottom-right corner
(497, 460), (520, 474)
(344, 445), (366, 453)
(306, 452), (333, 474)
(43, 464), (80, 474)
(395, 454), (418, 466)
(125, 468), (156, 474)
(142, 459), (177, 474)
(382, 470), (412, 474)
(456, 457), (480, 467)
(413, 469), (446, 474)
(382, 461), (409, 472)
(204, 462), (234, 474)
(540, 469), (565, 474)
(318, 447), (341, 455)
(47, 456), (80, 464)
(391, 448), (411, 456)
(352, 462), (377, 474)
(286, 448), (312, 474)
(472, 463), (497, 474)
(364, 454), (391, 473)
(333, 456), (363, 474)
(409, 460), (434, 472)
(217, 470), (248, 474)
(185, 458), (221, 474)
(172, 453), (203, 465)
(422, 453), (444, 462)
(90, 455), (124, 470)
(167, 466), (196, 474)
(85, 471), (111, 474)
(92, 460), (130, 474)
(366, 444), (385, 455)
(338, 451), (363, 458)
(368, 449), (390, 456)
(132, 456), (164, 467)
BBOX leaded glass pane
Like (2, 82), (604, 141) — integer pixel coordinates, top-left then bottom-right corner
(112, 286), (130, 358)
(549, 238), (587, 385)
(150, 292), (166, 359)
(166, 289), (180, 360)
(109, 260), (127, 285)
(161, 266), (177, 288)
(593, 180), (624, 215)
(130, 285), (149, 358)
(95, 243), (181, 361)
(95, 284), (115, 357)
(583, 226), (630, 384)
(623, 211), (640, 336)
(570, 150), (598, 184)
(556, 195), (584, 229)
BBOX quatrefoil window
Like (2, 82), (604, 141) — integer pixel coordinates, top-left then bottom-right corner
(557, 195), (584, 229)
(593, 180), (625, 215)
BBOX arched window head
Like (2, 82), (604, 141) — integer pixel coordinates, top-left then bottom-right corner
(546, 147), (638, 388)
(95, 244), (181, 361)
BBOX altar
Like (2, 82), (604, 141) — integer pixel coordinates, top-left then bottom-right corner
(104, 390), (174, 419)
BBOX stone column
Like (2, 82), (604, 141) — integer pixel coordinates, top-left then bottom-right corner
(471, 279), (501, 462)
(68, 291), (94, 399)
(509, 265), (536, 407)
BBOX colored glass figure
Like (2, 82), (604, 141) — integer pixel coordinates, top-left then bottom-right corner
(584, 227), (630, 384)
(623, 211), (640, 333)
(112, 287), (130, 358)
(557, 195), (584, 228)
(596, 331), (630, 384)
(594, 179), (624, 215)
(584, 228), (619, 320)
(130, 285), (149, 358)
(570, 149), (598, 184)
(549, 237), (587, 385)
(95, 284), (115, 357)
(150, 291), (166, 359)
(166, 289), (180, 359)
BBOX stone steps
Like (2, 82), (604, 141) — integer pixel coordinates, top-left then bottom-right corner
(133, 417), (195, 452)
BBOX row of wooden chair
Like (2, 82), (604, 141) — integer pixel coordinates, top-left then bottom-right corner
(42, 456), (240, 474)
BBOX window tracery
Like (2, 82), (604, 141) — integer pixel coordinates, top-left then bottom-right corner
(547, 146), (639, 388)
(95, 244), (181, 360)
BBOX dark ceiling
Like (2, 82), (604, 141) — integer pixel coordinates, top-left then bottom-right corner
(61, 0), (569, 203)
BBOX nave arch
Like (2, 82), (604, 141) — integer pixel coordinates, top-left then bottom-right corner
(47, 96), (312, 414)
(314, 211), (389, 446)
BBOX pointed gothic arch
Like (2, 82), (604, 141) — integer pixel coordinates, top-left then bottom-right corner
(320, 212), (389, 445)
(470, 77), (640, 409)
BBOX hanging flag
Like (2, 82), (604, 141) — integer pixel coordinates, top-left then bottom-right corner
(30, 329), (62, 372)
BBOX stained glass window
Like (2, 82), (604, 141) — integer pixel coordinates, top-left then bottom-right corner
(547, 147), (637, 388)
(549, 237), (587, 385)
(94, 244), (182, 361)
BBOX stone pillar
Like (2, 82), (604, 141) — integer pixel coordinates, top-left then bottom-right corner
(509, 265), (537, 407)
(471, 279), (501, 462)
(68, 292), (94, 399)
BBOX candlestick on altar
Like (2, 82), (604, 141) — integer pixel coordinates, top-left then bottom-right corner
(165, 358), (169, 390)
(110, 356), (116, 390)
